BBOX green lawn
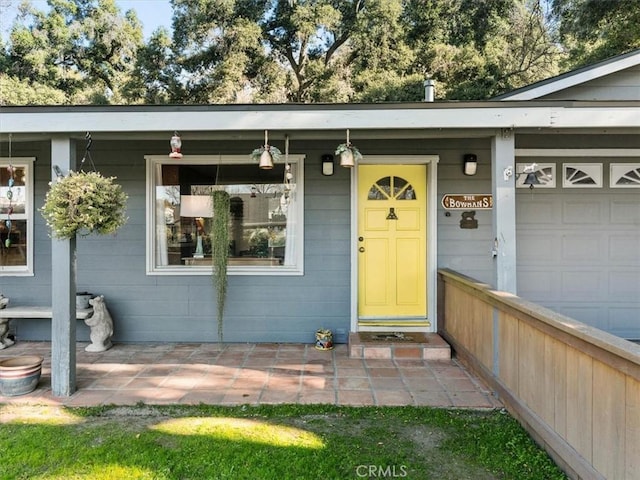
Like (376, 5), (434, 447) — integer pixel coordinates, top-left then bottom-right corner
(0, 404), (566, 480)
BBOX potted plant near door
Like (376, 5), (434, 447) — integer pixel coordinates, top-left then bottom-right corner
(334, 142), (362, 168)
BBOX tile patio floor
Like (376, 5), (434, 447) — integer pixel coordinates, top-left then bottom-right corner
(0, 341), (501, 409)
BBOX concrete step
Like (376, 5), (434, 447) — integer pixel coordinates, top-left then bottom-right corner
(348, 332), (451, 360)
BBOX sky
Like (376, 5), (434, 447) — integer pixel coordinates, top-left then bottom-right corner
(0, 0), (174, 40)
(112, 0), (174, 38)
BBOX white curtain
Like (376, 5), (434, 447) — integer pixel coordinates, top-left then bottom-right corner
(155, 164), (169, 266)
(283, 185), (297, 266)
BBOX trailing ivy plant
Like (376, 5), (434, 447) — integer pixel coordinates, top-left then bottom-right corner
(211, 190), (230, 342)
(40, 171), (128, 239)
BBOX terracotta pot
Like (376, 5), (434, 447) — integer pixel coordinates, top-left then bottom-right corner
(0, 355), (43, 396)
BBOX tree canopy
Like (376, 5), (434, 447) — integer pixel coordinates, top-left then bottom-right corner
(0, 0), (637, 105)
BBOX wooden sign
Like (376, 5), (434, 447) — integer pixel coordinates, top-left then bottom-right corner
(441, 194), (493, 210)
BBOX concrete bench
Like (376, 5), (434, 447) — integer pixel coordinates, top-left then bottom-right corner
(0, 296), (113, 352)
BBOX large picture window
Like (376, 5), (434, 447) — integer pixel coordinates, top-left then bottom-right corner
(0, 158), (34, 276)
(146, 155), (304, 275)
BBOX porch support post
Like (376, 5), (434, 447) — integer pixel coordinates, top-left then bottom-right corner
(50, 136), (77, 397)
(491, 129), (517, 294)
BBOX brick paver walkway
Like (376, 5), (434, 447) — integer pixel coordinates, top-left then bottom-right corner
(0, 342), (501, 409)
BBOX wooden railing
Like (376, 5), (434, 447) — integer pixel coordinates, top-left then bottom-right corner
(438, 269), (640, 480)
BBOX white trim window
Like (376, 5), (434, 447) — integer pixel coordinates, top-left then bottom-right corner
(0, 157), (34, 276)
(145, 155), (304, 275)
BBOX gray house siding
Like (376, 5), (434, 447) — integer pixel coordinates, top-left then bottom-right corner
(516, 134), (640, 339)
(540, 65), (640, 101)
(2, 139), (355, 344)
(435, 138), (495, 286)
(2, 131), (638, 342)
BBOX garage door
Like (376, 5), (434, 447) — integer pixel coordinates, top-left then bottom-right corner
(516, 162), (640, 339)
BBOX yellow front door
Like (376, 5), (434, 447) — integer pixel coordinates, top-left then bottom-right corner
(358, 165), (427, 321)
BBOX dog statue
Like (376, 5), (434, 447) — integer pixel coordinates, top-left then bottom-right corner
(0, 294), (14, 349)
(85, 295), (114, 352)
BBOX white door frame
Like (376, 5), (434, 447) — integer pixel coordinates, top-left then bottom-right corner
(350, 155), (440, 333)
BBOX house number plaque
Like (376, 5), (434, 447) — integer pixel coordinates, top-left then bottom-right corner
(441, 194), (493, 210)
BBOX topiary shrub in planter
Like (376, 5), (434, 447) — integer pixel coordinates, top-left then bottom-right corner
(40, 171), (128, 239)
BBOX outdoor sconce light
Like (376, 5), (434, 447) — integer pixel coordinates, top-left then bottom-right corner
(463, 154), (477, 176)
(169, 131), (183, 158)
(321, 154), (334, 176)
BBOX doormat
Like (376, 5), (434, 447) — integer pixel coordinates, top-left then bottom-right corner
(358, 332), (418, 342)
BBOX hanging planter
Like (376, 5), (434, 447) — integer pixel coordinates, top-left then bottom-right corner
(40, 170), (128, 239)
(250, 130), (282, 170)
(335, 143), (362, 168)
(335, 130), (362, 168)
(210, 190), (230, 342)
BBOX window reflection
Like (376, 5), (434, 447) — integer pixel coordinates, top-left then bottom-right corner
(0, 163), (30, 272)
(154, 162), (297, 268)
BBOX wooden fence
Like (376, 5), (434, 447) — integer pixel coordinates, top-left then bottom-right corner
(438, 268), (640, 480)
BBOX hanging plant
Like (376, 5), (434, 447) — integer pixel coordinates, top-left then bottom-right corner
(40, 171), (128, 239)
(210, 190), (230, 342)
(334, 143), (363, 167)
(250, 130), (282, 169)
(250, 145), (282, 169)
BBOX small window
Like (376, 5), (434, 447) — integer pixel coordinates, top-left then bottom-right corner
(367, 176), (416, 200)
(146, 155), (304, 275)
(562, 163), (603, 188)
(0, 158), (34, 276)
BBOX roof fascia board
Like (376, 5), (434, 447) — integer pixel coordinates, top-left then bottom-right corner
(1, 105), (638, 134)
(499, 51), (640, 100)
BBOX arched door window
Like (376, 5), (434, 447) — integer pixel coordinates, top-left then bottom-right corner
(367, 176), (416, 200)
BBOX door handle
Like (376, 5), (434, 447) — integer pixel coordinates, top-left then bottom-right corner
(359, 247), (365, 252)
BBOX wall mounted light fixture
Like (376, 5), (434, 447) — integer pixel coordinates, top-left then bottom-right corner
(463, 154), (477, 176)
(321, 154), (334, 176)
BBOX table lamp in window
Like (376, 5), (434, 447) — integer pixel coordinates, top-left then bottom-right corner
(180, 195), (213, 258)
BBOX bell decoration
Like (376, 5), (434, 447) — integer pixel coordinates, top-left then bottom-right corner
(251, 130), (282, 169)
(169, 131), (183, 159)
(259, 148), (274, 169)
